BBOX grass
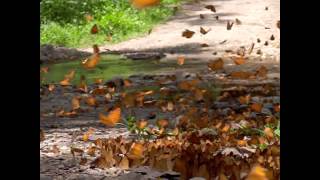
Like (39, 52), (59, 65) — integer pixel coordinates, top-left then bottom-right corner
(41, 0), (184, 48)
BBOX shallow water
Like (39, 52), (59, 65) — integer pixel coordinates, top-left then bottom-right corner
(40, 55), (180, 85)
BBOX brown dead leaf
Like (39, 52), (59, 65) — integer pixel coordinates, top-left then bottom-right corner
(227, 21), (234, 30)
(99, 107), (121, 127)
(200, 27), (211, 35)
(177, 56), (185, 65)
(234, 56), (246, 65)
(182, 29), (195, 38)
(208, 58), (224, 71)
(205, 5), (216, 12)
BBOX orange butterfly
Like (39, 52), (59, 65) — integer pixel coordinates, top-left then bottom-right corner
(91, 24), (99, 34)
(99, 108), (121, 127)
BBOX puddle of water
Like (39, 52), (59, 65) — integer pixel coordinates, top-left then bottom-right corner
(40, 55), (178, 84)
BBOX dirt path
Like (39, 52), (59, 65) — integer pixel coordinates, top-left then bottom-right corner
(80, 0), (280, 71)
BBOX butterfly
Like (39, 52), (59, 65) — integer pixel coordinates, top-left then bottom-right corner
(91, 24), (99, 34)
(200, 27), (211, 35)
(182, 29), (195, 38)
(227, 21), (234, 30)
(205, 5), (216, 12)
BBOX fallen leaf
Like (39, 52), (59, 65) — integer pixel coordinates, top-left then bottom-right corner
(201, 43), (209, 47)
(200, 27), (211, 35)
(227, 21), (234, 30)
(99, 107), (121, 127)
(208, 58), (224, 71)
(270, 35), (275, 41)
(127, 142), (144, 159)
(235, 18), (242, 25)
(234, 56), (246, 65)
(205, 5), (216, 12)
(177, 56), (185, 65)
(246, 165), (268, 180)
(91, 24), (99, 34)
(247, 43), (255, 54)
(182, 29), (195, 38)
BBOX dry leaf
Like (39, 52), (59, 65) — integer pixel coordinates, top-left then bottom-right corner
(227, 21), (234, 30)
(205, 5), (216, 12)
(208, 58), (224, 71)
(182, 29), (195, 38)
(200, 27), (211, 35)
(127, 142), (144, 160)
(251, 103), (263, 112)
(234, 56), (246, 65)
(235, 18), (242, 25)
(91, 24), (99, 34)
(177, 56), (185, 65)
(99, 108), (121, 127)
(270, 35), (275, 41)
(131, 0), (160, 9)
(248, 43), (255, 54)
(246, 165), (268, 180)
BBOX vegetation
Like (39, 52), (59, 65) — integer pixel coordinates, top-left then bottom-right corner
(40, 0), (183, 47)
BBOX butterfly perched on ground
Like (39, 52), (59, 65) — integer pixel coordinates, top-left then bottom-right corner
(182, 29), (195, 38)
(91, 24), (99, 34)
